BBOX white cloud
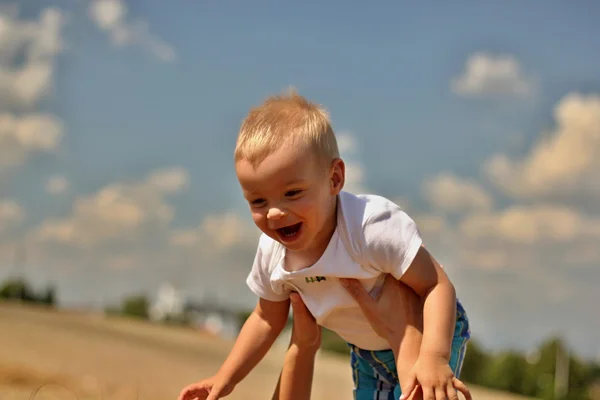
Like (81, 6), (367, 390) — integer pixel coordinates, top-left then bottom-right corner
(0, 7), (66, 108)
(170, 211), (259, 252)
(0, 113), (64, 169)
(414, 185), (600, 274)
(344, 162), (366, 194)
(452, 52), (534, 97)
(414, 213), (447, 238)
(88, 0), (175, 62)
(46, 175), (69, 195)
(460, 204), (600, 245)
(34, 167), (189, 246)
(415, 186), (600, 274)
(337, 132), (367, 195)
(88, 0), (124, 30)
(0, 199), (25, 234)
(422, 172), (493, 213)
(486, 93), (600, 200)
(337, 134), (357, 154)
(0, 7), (66, 171)
(107, 254), (137, 270)
(147, 167), (189, 194)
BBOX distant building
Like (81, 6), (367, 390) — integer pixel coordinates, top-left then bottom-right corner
(184, 301), (242, 339)
(149, 282), (243, 339)
(149, 283), (186, 322)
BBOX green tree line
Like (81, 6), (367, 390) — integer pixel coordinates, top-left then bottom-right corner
(0, 278), (56, 306)
(459, 338), (600, 400)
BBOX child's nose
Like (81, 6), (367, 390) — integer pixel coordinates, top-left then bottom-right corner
(267, 207), (286, 219)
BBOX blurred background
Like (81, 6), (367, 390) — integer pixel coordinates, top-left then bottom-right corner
(1, 1), (599, 399)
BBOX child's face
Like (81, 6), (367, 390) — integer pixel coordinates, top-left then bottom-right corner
(235, 144), (344, 254)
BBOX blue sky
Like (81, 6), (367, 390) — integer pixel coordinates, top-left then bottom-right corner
(1, 0), (599, 359)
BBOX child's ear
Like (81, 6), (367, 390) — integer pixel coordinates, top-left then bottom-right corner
(330, 158), (345, 194)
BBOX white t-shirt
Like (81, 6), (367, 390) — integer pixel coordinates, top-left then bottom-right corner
(246, 191), (423, 351)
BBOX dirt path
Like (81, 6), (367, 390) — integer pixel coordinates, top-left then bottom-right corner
(0, 303), (536, 400)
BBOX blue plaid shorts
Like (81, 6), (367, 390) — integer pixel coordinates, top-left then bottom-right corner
(349, 300), (470, 400)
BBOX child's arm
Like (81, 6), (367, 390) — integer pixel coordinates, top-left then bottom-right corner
(397, 246), (458, 400)
(216, 297), (290, 385)
(179, 297), (289, 400)
(400, 246), (455, 361)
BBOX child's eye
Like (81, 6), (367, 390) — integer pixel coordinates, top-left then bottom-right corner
(250, 198), (266, 207)
(285, 190), (302, 197)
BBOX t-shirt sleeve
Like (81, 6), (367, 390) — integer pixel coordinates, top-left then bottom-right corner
(246, 235), (290, 302)
(362, 200), (423, 280)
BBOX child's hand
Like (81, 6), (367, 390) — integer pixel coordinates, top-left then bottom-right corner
(177, 376), (234, 400)
(400, 353), (470, 400)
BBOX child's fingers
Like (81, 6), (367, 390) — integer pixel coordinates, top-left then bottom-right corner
(445, 383), (460, 400)
(452, 377), (472, 400)
(401, 384), (421, 400)
(399, 374), (418, 400)
(420, 385), (435, 400)
(179, 387), (208, 400)
(434, 386), (447, 400)
(178, 381), (213, 400)
(178, 388), (191, 400)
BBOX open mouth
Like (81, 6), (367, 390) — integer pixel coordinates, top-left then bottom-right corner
(276, 222), (303, 241)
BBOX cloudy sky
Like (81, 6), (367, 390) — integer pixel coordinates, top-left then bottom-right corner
(1, 1), (599, 359)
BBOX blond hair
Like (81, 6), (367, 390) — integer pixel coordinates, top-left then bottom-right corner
(234, 89), (339, 167)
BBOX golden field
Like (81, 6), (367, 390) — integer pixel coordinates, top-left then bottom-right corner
(0, 303), (537, 400)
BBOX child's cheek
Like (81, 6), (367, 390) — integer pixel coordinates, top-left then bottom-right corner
(295, 197), (314, 215)
(251, 211), (265, 227)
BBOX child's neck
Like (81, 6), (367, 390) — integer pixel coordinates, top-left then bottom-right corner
(284, 197), (338, 272)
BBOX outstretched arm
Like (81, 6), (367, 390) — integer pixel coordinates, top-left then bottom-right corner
(400, 246), (456, 361)
(179, 297), (290, 400)
(217, 297), (290, 385)
(398, 246), (459, 400)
